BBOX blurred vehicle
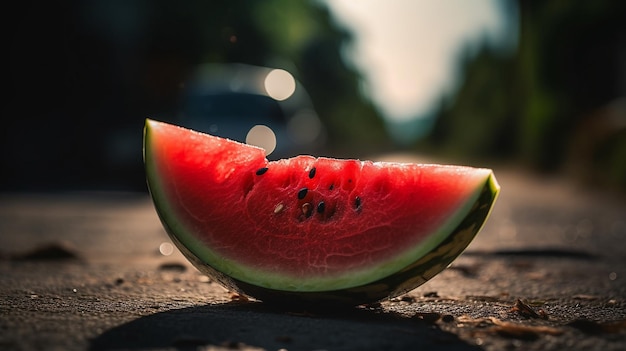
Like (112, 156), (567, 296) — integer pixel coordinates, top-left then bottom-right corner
(174, 63), (327, 159)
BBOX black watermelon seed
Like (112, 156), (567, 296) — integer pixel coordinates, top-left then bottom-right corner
(354, 196), (362, 210)
(255, 167), (268, 175)
(297, 188), (308, 200)
(329, 184), (334, 190)
(317, 201), (325, 214)
(308, 167), (316, 179)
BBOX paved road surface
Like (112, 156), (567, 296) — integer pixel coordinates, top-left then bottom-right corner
(1, 162), (625, 351)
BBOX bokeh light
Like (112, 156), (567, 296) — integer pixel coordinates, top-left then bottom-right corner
(264, 69), (296, 101)
(246, 125), (277, 156)
(159, 242), (174, 256)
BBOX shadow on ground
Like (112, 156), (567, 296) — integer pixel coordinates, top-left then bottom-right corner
(89, 301), (482, 351)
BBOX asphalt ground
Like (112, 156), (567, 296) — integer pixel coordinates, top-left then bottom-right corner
(1, 161), (625, 351)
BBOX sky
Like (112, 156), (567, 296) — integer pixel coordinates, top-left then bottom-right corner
(323, 0), (518, 122)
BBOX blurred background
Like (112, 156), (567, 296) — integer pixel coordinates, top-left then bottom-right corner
(2, 0), (625, 193)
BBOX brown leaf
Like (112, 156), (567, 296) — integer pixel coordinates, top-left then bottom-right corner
(491, 321), (562, 340)
(456, 316), (563, 340)
(510, 299), (548, 319)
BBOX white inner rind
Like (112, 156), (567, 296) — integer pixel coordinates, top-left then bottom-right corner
(145, 120), (498, 292)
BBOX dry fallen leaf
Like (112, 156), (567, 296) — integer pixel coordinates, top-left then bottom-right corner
(510, 298), (548, 319)
(456, 315), (563, 340)
(490, 318), (563, 340)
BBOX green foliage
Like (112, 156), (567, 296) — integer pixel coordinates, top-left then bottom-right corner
(429, 46), (520, 159)
(427, 0), (626, 190)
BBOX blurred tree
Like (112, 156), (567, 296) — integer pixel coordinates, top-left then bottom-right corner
(2, 0), (388, 191)
(428, 44), (520, 159)
(427, 0), (626, 189)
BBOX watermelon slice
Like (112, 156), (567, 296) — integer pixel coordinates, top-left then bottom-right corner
(144, 119), (499, 306)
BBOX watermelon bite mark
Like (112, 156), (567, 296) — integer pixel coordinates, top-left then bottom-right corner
(144, 119), (499, 305)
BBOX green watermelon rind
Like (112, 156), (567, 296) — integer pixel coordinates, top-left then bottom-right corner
(210, 173), (496, 306)
(168, 174), (498, 307)
(144, 120), (499, 300)
(255, 173), (499, 306)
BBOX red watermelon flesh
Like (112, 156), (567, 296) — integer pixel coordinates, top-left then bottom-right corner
(144, 119), (499, 294)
